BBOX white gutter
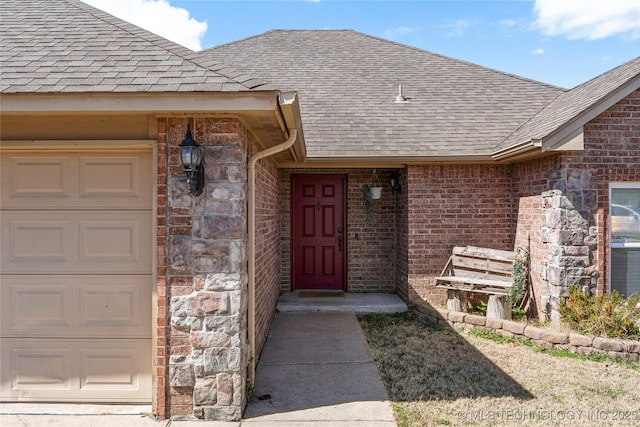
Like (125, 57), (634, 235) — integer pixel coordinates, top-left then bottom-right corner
(247, 127), (298, 388)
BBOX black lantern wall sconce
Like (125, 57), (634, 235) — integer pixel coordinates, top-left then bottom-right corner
(389, 171), (401, 194)
(178, 125), (205, 196)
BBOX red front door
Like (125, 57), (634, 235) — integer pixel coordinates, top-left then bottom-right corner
(291, 174), (346, 290)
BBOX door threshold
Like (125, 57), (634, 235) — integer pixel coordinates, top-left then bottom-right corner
(0, 403), (151, 415)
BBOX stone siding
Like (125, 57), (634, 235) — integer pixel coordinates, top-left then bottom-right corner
(540, 190), (597, 321)
(158, 117), (250, 421)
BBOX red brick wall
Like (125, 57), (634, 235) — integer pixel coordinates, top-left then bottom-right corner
(406, 164), (513, 305)
(280, 168), (398, 293)
(557, 88), (640, 294)
(155, 119), (169, 418)
(396, 169), (409, 303)
(511, 155), (559, 318)
(253, 153), (281, 358)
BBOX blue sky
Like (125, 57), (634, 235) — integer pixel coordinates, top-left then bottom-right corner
(83, 0), (640, 89)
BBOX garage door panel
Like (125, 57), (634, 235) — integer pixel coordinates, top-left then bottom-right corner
(3, 276), (150, 337)
(1, 153), (151, 209)
(80, 220), (141, 262)
(11, 348), (70, 391)
(5, 219), (72, 263)
(1, 339), (151, 401)
(80, 283), (146, 329)
(4, 156), (74, 200)
(81, 349), (142, 391)
(79, 156), (142, 199)
(10, 283), (71, 331)
(1, 212), (151, 274)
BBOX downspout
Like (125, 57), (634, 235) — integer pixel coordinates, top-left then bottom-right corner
(247, 127), (297, 388)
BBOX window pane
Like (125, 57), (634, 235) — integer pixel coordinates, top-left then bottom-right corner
(611, 248), (640, 297)
(611, 188), (640, 243)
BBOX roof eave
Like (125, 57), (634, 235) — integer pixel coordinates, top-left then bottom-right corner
(277, 154), (496, 169)
(0, 91), (282, 114)
(541, 75), (639, 153)
(491, 139), (542, 161)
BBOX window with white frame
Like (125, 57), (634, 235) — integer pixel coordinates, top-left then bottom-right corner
(610, 183), (640, 297)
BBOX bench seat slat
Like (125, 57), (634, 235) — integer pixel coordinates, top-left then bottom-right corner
(451, 254), (514, 276)
(452, 246), (516, 263)
(435, 275), (512, 288)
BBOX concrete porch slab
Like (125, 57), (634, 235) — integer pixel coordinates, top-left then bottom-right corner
(276, 292), (407, 314)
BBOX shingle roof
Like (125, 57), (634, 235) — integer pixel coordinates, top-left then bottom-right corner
(496, 56), (640, 152)
(0, 0), (272, 93)
(200, 30), (564, 159)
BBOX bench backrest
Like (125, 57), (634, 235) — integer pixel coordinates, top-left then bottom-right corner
(449, 246), (515, 282)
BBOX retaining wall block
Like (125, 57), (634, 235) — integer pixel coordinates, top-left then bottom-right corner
(485, 317), (504, 330)
(465, 314), (486, 326)
(622, 339), (640, 354)
(593, 337), (624, 353)
(524, 326), (544, 340)
(502, 320), (526, 335)
(448, 311), (466, 323)
(541, 330), (569, 344)
(569, 333), (593, 347)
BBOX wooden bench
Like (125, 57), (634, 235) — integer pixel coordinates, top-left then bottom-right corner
(435, 246), (516, 319)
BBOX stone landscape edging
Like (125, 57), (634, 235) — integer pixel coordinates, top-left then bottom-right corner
(414, 301), (640, 360)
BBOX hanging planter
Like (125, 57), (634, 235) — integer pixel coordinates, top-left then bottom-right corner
(362, 169), (382, 222)
(369, 186), (382, 199)
(368, 169), (383, 199)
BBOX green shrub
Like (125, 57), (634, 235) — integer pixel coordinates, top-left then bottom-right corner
(508, 256), (528, 306)
(559, 285), (640, 339)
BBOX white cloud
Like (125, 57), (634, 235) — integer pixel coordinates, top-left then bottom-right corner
(531, 48), (545, 55)
(383, 26), (417, 40)
(442, 19), (470, 37)
(534, 0), (640, 40)
(499, 19), (518, 28)
(81, 0), (207, 51)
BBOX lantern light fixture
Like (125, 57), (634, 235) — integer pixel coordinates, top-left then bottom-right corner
(389, 171), (401, 194)
(178, 125), (204, 196)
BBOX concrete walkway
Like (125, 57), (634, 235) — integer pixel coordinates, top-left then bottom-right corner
(242, 311), (397, 426)
(1, 294), (403, 426)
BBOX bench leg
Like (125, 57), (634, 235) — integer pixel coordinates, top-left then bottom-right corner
(487, 295), (512, 320)
(446, 290), (467, 313)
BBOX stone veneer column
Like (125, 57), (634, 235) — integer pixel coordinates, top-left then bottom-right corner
(541, 169), (598, 322)
(165, 118), (248, 421)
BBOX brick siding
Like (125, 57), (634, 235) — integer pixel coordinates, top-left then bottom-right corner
(405, 164), (513, 305)
(253, 154), (282, 360)
(557, 88), (640, 294)
(511, 155), (559, 318)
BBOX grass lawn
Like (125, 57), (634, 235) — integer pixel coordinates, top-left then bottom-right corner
(358, 312), (640, 427)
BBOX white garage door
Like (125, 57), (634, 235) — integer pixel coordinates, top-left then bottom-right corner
(0, 148), (153, 402)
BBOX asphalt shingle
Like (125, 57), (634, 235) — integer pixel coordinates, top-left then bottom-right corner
(497, 56), (640, 152)
(199, 30), (564, 159)
(0, 0), (272, 94)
